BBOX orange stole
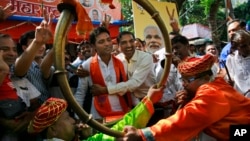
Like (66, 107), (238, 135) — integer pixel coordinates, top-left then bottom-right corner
(90, 54), (132, 118)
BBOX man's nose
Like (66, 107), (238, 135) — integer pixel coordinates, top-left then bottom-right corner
(8, 49), (17, 56)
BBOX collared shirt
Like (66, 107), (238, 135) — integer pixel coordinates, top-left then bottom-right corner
(108, 50), (156, 101)
(11, 76), (41, 107)
(219, 42), (231, 68)
(154, 47), (166, 77)
(226, 51), (250, 97)
(71, 57), (84, 68)
(157, 64), (183, 103)
(74, 56), (123, 119)
(25, 61), (52, 104)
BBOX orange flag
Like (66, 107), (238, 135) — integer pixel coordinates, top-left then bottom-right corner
(60, 0), (94, 37)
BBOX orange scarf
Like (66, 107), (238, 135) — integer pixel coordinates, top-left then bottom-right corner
(90, 54), (132, 117)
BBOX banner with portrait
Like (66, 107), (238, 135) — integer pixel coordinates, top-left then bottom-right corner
(79, 0), (122, 22)
(132, 0), (179, 40)
(0, 0), (122, 21)
(0, 0), (122, 42)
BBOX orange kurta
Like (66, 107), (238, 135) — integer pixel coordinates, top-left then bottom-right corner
(140, 77), (250, 141)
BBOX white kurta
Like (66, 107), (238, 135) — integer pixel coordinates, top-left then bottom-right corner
(226, 51), (250, 97)
(74, 56), (123, 119)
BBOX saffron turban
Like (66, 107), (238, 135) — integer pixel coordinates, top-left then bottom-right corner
(178, 54), (215, 77)
(28, 97), (67, 134)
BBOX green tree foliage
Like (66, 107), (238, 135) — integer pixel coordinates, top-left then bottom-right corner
(179, 0), (207, 25)
(234, 1), (250, 21)
(200, 0), (215, 15)
(119, 0), (248, 44)
(179, 0), (228, 47)
(119, 0), (133, 32)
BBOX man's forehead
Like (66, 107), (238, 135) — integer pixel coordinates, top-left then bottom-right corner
(80, 44), (91, 49)
(228, 22), (240, 30)
(0, 39), (16, 47)
(121, 34), (134, 40)
(145, 28), (160, 34)
(96, 32), (110, 39)
(172, 42), (185, 47)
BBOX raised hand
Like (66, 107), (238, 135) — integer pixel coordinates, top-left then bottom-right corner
(172, 54), (181, 67)
(100, 13), (111, 29)
(34, 8), (53, 44)
(175, 90), (194, 109)
(166, 6), (179, 33)
(152, 54), (159, 63)
(0, 3), (16, 22)
(76, 65), (89, 78)
(147, 84), (165, 104)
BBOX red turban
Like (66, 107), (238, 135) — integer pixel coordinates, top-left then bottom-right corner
(28, 98), (67, 134)
(178, 54), (215, 77)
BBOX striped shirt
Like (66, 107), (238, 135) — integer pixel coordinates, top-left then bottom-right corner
(25, 61), (51, 104)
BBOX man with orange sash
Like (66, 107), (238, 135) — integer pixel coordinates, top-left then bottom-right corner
(91, 31), (156, 106)
(74, 27), (132, 122)
(116, 54), (250, 141)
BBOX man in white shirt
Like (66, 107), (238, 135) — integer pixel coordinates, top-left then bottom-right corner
(92, 31), (156, 105)
(226, 29), (250, 97)
(74, 27), (132, 121)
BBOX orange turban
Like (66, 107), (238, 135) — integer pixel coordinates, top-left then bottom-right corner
(28, 98), (67, 134)
(178, 54), (215, 77)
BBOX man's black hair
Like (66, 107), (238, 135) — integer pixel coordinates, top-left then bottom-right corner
(116, 31), (135, 44)
(171, 35), (189, 45)
(17, 30), (35, 55)
(227, 19), (246, 28)
(89, 27), (110, 45)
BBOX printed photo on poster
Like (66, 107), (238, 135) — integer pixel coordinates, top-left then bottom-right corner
(0, 0), (121, 21)
(96, 1), (110, 11)
(143, 25), (164, 54)
(80, 0), (94, 7)
(132, 0), (179, 40)
(89, 8), (102, 21)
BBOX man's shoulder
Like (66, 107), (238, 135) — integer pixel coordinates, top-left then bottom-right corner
(137, 50), (153, 57)
(219, 43), (231, 61)
(116, 53), (125, 60)
(221, 42), (231, 52)
(136, 50), (153, 62)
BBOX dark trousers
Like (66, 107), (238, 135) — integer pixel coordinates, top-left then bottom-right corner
(146, 100), (177, 127)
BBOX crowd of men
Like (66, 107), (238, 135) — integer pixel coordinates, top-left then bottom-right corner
(0, 2), (250, 141)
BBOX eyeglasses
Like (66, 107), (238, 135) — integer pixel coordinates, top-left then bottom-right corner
(181, 70), (213, 84)
(181, 75), (203, 83)
(181, 77), (197, 83)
